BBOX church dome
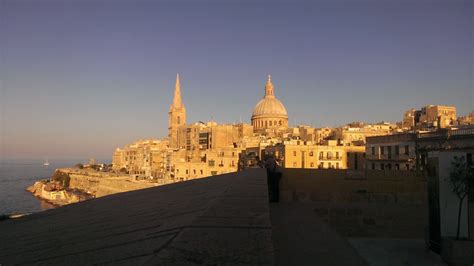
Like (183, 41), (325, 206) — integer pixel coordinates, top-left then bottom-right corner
(251, 75), (289, 134)
(252, 97), (288, 117)
(251, 75), (288, 119)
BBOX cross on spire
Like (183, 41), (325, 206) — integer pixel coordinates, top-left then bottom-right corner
(265, 74), (275, 98)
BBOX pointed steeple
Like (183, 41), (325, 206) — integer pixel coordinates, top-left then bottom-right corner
(172, 73), (183, 108)
(264, 74), (275, 98)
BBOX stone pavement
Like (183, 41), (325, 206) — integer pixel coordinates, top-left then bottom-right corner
(0, 169), (273, 265)
(270, 202), (368, 266)
(348, 238), (447, 266)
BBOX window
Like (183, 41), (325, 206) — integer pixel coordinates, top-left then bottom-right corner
(371, 147), (375, 155)
(387, 164), (392, 170)
(395, 146), (400, 155)
(293, 162), (297, 167)
(327, 152), (333, 159)
(395, 164), (400, 170)
(269, 121), (272, 126)
(186, 170), (189, 174)
(406, 164), (410, 170)
(211, 171), (217, 176)
(404, 145), (409, 155)
(381, 146), (385, 155)
(336, 162), (339, 169)
(319, 152), (324, 159)
(177, 116), (181, 125)
(319, 162), (324, 168)
(309, 151), (314, 157)
(193, 169), (196, 175)
(200, 170), (203, 175)
(328, 162), (332, 168)
(310, 162), (314, 167)
(371, 163), (375, 170)
(381, 164), (385, 170)
(336, 152), (339, 159)
(293, 151), (297, 156)
(208, 160), (215, 167)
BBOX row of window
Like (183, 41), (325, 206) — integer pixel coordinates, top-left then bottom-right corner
(208, 160), (235, 167)
(292, 150), (341, 159)
(371, 163), (411, 170)
(253, 119), (284, 127)
(292, 162), (340, 169)
(371, 145), (410, 156)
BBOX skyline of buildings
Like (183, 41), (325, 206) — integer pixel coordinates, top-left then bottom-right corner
(111, 73), (473, 183)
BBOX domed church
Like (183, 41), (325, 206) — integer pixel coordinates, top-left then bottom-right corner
(251, 75), (288, 134)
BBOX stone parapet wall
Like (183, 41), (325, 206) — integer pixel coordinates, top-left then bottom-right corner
(280, 168), (428, 238)
(280, 169), (427, 204)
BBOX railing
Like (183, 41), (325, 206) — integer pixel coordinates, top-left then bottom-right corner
(417, 127), (474, 139)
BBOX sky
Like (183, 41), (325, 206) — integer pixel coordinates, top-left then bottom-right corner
(0, 0), (472, 160)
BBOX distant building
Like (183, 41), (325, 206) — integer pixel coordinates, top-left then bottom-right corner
(112, 139), (170, 178)
(403, 105), (456, 130)
(264, 140), (365, 170)
(170, 147), (241, 181)
(331, 122), (397, 146)
(365, 133), (416, 171)
(251, 75), (289, 136)
(457, 111), (474, 126)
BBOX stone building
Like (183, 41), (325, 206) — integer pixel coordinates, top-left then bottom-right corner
(457, 111), (474, 126)
(331, 122), (397, 146)
(403, 105), (457, 130)
(112, 139), (170, 178)
(264, 140), (366, 170)
(251, 75), (288, 135)
(365, 133), (416, 171)
(170, 147), (241, 181)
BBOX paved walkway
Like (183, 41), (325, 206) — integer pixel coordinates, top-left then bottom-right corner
(348, 238), (447, 266)
(270, 202), (368, 266)
(0, 169), (273, 265)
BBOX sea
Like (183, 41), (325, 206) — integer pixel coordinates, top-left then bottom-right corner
(0, 159), (107, 215)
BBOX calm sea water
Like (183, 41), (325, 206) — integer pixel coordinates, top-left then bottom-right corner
(0, 159), (98, 215)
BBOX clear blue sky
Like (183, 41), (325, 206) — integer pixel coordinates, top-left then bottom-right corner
(0, 0), (472, 160)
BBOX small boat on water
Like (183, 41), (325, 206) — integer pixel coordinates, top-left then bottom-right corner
(43, 160), (50, 166)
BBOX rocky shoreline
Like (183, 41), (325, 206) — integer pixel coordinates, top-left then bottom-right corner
(26, 180), (94, 207)
(25, 168), (159, 208)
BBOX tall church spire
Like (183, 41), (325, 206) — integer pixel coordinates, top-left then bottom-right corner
(169, 73), (186, 149)
(172, 73), (183, 108)
(264, 74), (275, 98)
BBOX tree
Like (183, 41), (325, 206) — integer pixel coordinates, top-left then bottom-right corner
(448, 155), (473, 240)
(74, 163), (84, 169)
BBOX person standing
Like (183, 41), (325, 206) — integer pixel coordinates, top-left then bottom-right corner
(264, 156), (281, 202)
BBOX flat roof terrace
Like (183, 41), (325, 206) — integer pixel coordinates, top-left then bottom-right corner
(1, 168), (444, 265)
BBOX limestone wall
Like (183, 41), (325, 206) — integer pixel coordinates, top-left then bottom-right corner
(280, 169), (428, 238)
(61, 169), (158, 197)
(280, 169), (427, 204)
